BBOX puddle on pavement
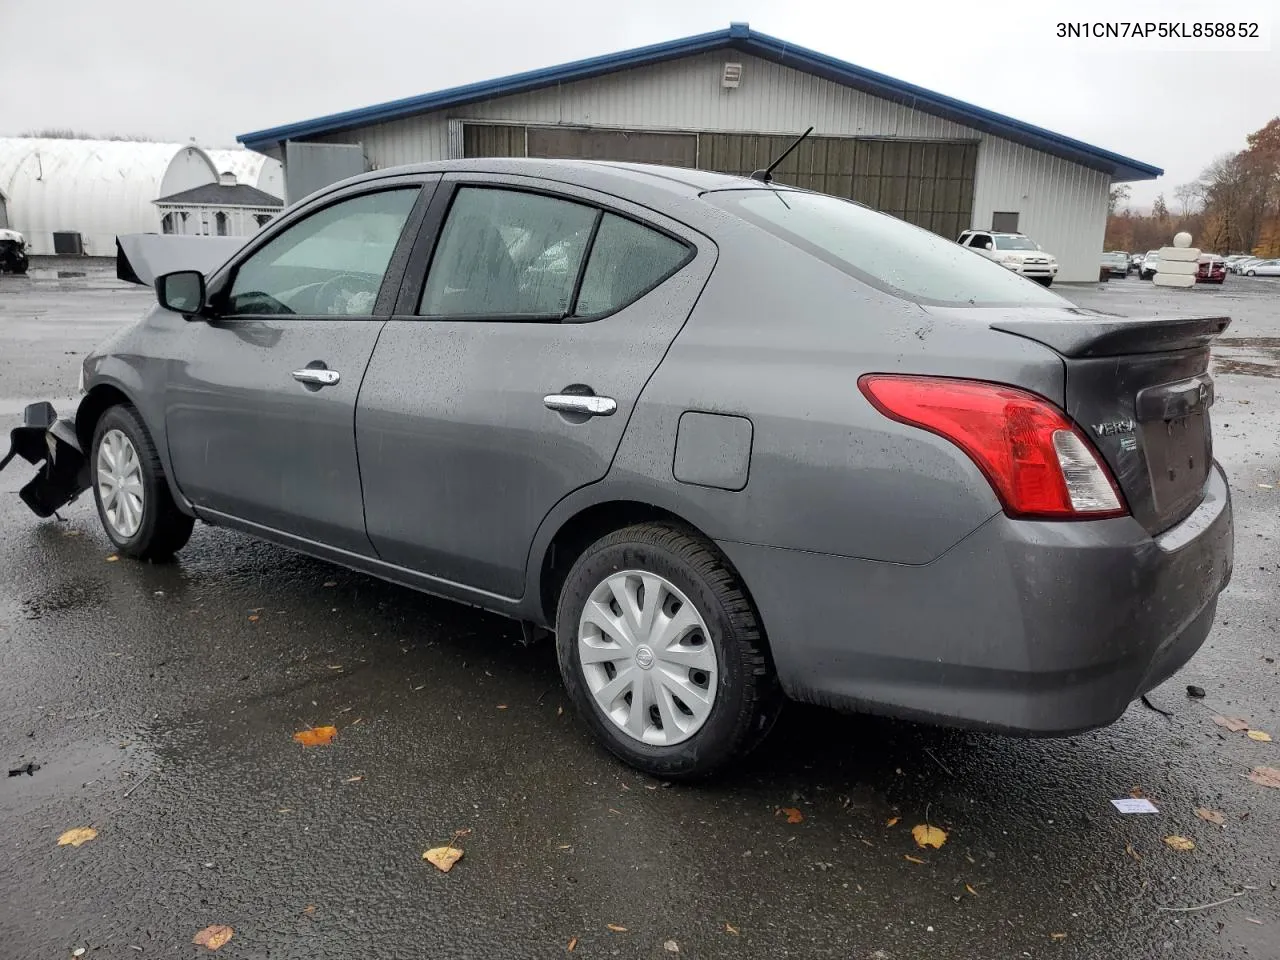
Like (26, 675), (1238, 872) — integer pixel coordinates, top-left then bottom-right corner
(19, 575), (109, 620)
(2, 738), (150, 804)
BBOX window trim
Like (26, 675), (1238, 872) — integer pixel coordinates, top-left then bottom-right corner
(207, 176), (437, 321)
(398, 179), (695, 325)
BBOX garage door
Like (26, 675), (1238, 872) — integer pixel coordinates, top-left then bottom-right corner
(697, 133), (976, 239)
(462, 123), (697, 167)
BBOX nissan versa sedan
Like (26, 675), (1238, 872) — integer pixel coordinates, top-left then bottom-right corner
(2, 159), (1234, 778)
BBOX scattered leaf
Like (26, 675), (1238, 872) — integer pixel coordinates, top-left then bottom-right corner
(293, 725), (337, 747)
(965, 884), (979, 896)
(1125, 843), (1142, 861)
(606, 924), (628, 933)
(192, 925), (234, 950)
(904, 854), (925, 864)
(1050, 932), (1067, 940)
(557, 706), (563, 716)
(72, 949), (85, 957)
(885, 816), (900, 828)
(1213, 716), (1251, 733)
(343, 775), (363, 783)
(248, 614), (260, 622)
(423, 845), (463, 872)
(327, 665), (343, 671)
(1247, 766), (1280, 788)
(105, 554), (119, 562)
(725, 922), (740, 935)
(323, 580), (337, 587)
(57, 827), (97, 847)
(1195, 807), (1226, 826)
(1186, 685), (1206, 698)
(303, 905), (316, 914)
(497, 704), (508, 710)
(664, 940), (680, 953)
(1163, 835), (1195, 851)
(780, 807), (804, 824)
(567, 937), (577, 952)
(912, 824), (948, 849)
(1246, 730), (1272, 742)
(1129, 786), (1145, 799)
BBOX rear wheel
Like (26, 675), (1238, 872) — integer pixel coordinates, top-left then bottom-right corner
(556, 523), (781, 779)
(1246, 269), (1257, 276)
(91, 405), (194, 560)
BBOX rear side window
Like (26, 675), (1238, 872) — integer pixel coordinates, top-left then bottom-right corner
(575, 213), (690, 317)
(419, 188), (596, 318)
(708, 190), (1065, 307)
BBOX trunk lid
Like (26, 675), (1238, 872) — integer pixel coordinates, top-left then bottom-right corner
(990, 311), (1230, 535)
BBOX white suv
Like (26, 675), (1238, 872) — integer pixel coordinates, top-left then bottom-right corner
(957, 230), (1058, 286)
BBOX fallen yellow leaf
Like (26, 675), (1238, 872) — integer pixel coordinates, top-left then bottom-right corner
(725, 922), (739, 935)
(567, 936), (578, 952)
(1248, 766), (1280, 788)
(1246, 730), (1272, 742)
(57, 827), (97, 847)
(780, 807), (804, 824)
(606, 924), (628, 932)
(965, 883), (979, 896)
(1163, 835), (1195, 851)
(303, 905), (316, 914)
(885, 816), (900, 828)
(248, 614), (260, 622)
(497, 704), (508, 710)
(293, 725), (337, 747)
(1050, 932), (1067, 940)
(105, 554), (119, 562)
(423, 845), (463, 872)
(912, 824), (947, 849)
(192, 925), (234, 950)
(343, 775), (363, 783)
(1125, 843), (1142, 861)
(904, 854), (925, 864)
(1195, 807), (1226, 826)
(1213, 715), (1251, 733)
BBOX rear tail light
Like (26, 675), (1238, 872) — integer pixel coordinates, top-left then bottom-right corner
(858, 375), (1127, 520)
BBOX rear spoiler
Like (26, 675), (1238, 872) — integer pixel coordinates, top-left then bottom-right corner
(991, 315), (1231, 358)
(116, 234), (247, 287)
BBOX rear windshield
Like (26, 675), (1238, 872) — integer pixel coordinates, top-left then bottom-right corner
(706, 189), (1065, 306)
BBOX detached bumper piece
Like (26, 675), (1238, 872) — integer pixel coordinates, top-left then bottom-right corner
(0, 402), (90, 517)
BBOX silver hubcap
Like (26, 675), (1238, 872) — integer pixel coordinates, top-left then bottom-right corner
(578, 570), (718, 746)
(96, 429), (144, 539)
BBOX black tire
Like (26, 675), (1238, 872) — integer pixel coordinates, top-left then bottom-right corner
(1034, 276), (1053, 287)
(90, 404), (194, 561)
(556, 523), (781, 779)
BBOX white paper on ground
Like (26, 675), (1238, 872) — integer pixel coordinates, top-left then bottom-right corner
(1111, 798), (1159, 814)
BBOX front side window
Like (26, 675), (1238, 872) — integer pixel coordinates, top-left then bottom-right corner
(226, 188), (418, 317)
(967, 233), (993, 250)
(708, 189), (1064, 307)
(419, 188), (597, 318)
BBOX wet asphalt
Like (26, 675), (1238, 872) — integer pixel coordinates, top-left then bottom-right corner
(1, 263), (1278, 960)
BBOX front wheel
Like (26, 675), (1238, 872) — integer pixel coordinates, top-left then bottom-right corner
(1034, 276), (1053, 287)
(91, 405), (194, 560)
(556, 523), (781, 779)
(1246, 270), (1256, 276)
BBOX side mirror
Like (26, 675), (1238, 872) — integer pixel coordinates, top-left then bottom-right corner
(155, 270), (206, 316)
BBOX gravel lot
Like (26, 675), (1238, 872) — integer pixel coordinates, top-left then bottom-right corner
(2, 263), (1277, 959)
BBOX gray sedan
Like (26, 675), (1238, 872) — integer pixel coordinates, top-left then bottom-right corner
(2, 160), (1234, 778)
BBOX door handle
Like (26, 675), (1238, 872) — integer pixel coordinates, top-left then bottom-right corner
(292, 368), (341, 387)
(543, 394), (617, 417)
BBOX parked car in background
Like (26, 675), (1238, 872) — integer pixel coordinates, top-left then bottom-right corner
(1131, 253), (1146, 273)
(1101, 251), (1130, 277)
(957, 230), (1058, 286)
(1224, 255), (1251, 272)
(1140, 251), (1160, 280)
(1, 160), (1235, 778)
(1243, 258), (1280, 276)
(1196, 254), (1226, 284)
(0, 228), (29, 274)
(1232, 257), (1262, 275)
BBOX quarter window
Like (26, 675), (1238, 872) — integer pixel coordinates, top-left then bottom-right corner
(419, 188), (597, 318)
(226, 188), (418, 317)
(575, 213), (690, 317)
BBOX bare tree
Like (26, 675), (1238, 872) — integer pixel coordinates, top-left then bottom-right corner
(1108, 184), (1131, 216)
(1173, 182), (1202, 218)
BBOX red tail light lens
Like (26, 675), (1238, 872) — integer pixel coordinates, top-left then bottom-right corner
(858, 375), (1127, 519)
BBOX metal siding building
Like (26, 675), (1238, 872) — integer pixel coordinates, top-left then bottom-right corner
(239, 25), (1155, 282)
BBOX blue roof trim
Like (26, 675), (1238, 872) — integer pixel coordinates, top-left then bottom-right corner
(238, 25), (1161, 182)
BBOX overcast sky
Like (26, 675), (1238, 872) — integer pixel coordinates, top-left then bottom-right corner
(4, 0), (1274, 209)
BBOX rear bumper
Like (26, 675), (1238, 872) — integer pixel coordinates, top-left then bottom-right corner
(1, 402), (90, 517)
(719, 464), (1233, 735)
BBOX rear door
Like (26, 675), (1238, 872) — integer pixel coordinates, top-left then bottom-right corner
(164, 178), (433, 553)
(356, 174), (714, 598)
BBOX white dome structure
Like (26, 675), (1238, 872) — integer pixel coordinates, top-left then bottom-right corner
(204, 148), (283, 201)
(0, 138), (221, 256)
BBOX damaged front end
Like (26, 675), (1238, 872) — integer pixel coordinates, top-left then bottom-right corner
(0, 402), (90, 517)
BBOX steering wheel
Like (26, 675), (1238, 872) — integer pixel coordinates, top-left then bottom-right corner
(314, 273), (381, 315)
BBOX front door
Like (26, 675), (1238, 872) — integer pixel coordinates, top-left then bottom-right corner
(356, 175), (714, 598)
(164, 181), (429, 553)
